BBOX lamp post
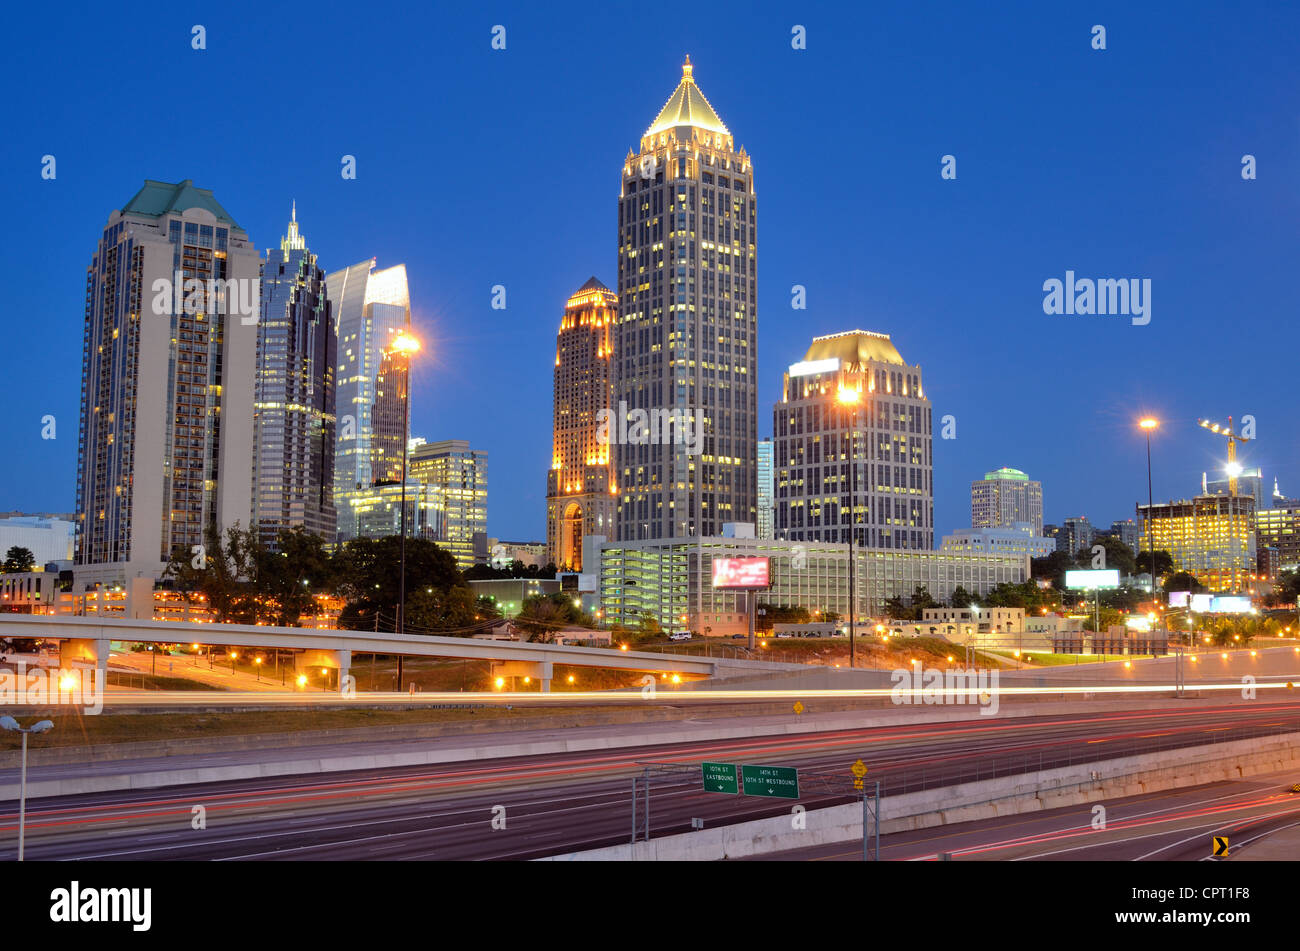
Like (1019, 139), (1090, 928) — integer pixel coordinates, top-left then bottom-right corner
(837, 386), (863, 668)
(390, 331), (420, 693)
(1139, 418), (1159, 602)
(1, 716), (54, 861)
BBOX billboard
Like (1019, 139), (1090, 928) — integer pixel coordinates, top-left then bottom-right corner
(1065, 569), (1120, 590)
(711, 556), (771, 590)
(1168, 591), (1190, 607)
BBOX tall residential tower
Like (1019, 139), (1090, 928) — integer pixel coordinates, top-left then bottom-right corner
(615, 57), (757, 541)
(546, 278), (617, 570)
(252, 205), (336, 548)
(76, 180), (259, 603)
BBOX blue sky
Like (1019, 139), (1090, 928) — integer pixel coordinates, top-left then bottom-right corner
(2, 0), (1296, 541)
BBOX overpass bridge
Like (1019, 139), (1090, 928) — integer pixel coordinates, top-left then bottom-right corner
(0, 616), (805, 692)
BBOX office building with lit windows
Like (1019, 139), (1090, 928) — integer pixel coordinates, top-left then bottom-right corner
(327, 259), (411, 541)
(409, 439), (487, 569)
(595, 533), (1023, 637)
(971, 467), (1043, 536)
(252, 205), (336, 549)
(1255, 504), (1300, 572)
(1138, 495), (1257, 592)
(774, 331), (933, 550)
(757, 437), (774, 538)
(615, 57), (757, 541)
(75, 179), (259, 614)
(546, 278), (617, 570)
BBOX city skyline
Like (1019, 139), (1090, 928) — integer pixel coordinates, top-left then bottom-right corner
(4, 3), (1297, 544)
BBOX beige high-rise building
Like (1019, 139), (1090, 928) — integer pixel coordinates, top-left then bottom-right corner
(971, 468), (1043, 536)
(409, 439), (487, 570)
(75, 180), (259, 611)
(546, 278), (617, 570)
(615, 57), (757, 541)
(774, 331), (933, 550)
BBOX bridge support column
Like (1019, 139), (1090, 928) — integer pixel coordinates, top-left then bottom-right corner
(490, 660), (553, 692)
(62, 638), (110, 685)
(335, 650), (351, 694)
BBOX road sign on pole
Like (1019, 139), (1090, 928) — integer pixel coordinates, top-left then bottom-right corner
(1212, 836), (1229, 857)
(701, 761), (739, 794)
(740, 764), (800, 799)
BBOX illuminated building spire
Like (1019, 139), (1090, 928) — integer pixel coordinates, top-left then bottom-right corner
(281, 201), (306, 253)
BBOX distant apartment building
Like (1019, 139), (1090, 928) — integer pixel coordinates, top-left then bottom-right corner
(775, 331), (933, 550)
(75, 179), (259, 613)
(971, 467), (1043, 536)
(1058, 517), (1096, 557)
(409, 439), (487, 570)
(1255, 504), (1300, 572)
(545, 278), (617, 571)
(1138, 495), (1257, 592)
(252, 205), (336, 548)
(1109, 519), (1140, 555)
(327, 258), (411, 541)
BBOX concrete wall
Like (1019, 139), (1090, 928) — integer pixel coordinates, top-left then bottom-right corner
(540, 732), (1300, 861)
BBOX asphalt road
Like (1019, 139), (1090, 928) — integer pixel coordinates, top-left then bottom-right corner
(3, 698), (1300, 860)
(753, 769), (1300, 861)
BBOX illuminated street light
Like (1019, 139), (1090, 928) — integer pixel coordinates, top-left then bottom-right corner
(1138, 417), (1159, 591)
(0, 716), (54, 861)
(389, 330), (422, 695)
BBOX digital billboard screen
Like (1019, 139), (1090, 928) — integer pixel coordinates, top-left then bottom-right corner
(1168, 591), (1190, 608)
(711, 556), (771, 590)
(1064, 569), (1120, 590)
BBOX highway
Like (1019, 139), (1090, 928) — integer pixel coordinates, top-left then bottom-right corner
(3, 698), (1299, 860)
(754, 770), (1300, 861)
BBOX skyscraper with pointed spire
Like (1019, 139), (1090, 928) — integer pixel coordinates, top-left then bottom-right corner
(615, 57), (757, 541)
(546, 277), (618, 570)
(252, 204), (336, 548)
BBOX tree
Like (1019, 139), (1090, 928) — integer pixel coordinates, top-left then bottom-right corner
(1030, 550), (1074, 589)
(2, 546), (37, 573)
(255, 527), (335, 626)
(949, 585), (974, 609)
(513, 592), (593, 643)
(1135, 549), (1175, 579)
(1162, 571), (1204, 594)
(335, 535), (470, 632)
(1077, 536), (1137, 578)
(162, 524), (262, 624)
(909, 586), (939, 611)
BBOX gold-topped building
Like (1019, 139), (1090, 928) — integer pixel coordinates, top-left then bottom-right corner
(546, 278), (618, 570)
(775, 331), (934, 550)
(615, 57), (757, 541)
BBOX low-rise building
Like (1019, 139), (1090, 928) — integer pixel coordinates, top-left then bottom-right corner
(596, 531), (1026, 637)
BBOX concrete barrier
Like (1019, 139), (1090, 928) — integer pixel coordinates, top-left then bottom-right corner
(540, 732), (1300, 860)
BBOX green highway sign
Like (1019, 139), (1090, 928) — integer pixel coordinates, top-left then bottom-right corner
(701, 761), (739, 794)
(741, 764), (800, 799)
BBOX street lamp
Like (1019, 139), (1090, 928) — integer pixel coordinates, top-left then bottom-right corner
(1138, 417), (1159, 599)
(0, 716), (54, 861)
(390, 330), (421, 693)
(837, 386), (862, 668)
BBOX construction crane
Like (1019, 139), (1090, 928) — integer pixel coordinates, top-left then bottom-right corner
(1197, 416), (1254, 496)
